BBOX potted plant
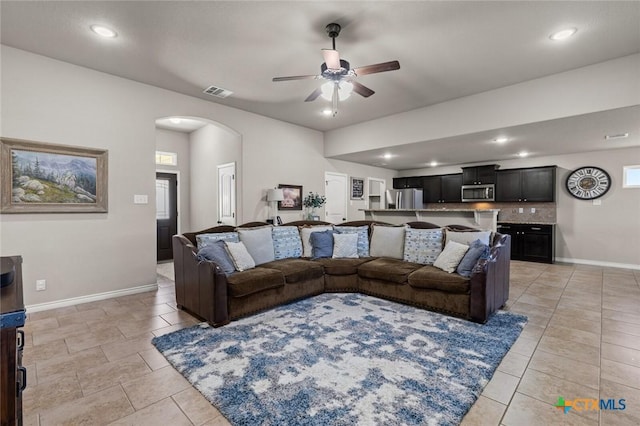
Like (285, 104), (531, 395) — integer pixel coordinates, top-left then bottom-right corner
(302, 192), (326, 220)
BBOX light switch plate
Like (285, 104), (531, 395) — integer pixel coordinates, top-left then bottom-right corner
(518, 208), (524, 213)
(593, 199), (602, 206)
(134, 195), (148, 204)
(530, 208), (536, 213)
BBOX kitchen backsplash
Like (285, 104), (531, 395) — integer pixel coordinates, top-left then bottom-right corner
(422, 202), (556, 224)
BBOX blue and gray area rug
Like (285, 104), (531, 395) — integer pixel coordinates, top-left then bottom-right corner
(152, 293), (526, 425)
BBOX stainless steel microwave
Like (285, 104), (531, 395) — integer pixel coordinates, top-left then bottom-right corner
(461, 184), (495, 202)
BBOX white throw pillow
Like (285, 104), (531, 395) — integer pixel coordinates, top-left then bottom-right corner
(445, 230), (492, 247)
(433, 241), (470, 273)
(224, 241), (256, 272)
(237, 226), (275, 265)
(369, 225), (405, 259)
(332, 233), (359, 259)
(299, 225), (333, 257)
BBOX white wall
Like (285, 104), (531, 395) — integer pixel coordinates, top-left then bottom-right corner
(155, 128), (191, 233)
(189, 124), (242, 230)
(400, 147), (640, 268)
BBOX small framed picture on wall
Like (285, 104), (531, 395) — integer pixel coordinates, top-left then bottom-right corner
(277, 184), (303, 210)
(350, 177), (365, 200)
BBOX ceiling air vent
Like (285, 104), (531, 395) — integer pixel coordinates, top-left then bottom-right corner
(203, 85), (233, 98)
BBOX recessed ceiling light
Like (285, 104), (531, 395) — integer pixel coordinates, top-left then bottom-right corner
(383, 153), (392, 160)
(605, 133), (629, 140)
(169, 118), (182, 124)
(90, 24), (118, 38)
(549, 28), (577, 41)
(430, 161), (438, 167)
(321, 109), (332, 116)
(517, 151), (529, 158)
(493, 137), (508, 144)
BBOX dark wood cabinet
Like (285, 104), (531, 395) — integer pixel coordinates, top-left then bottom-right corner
(422, 174), (462, 203)
(497, 223), (555, 263)
(393, 176), (422, 189)
(496, 166), (556, 202)
(462, 165), (498, 185)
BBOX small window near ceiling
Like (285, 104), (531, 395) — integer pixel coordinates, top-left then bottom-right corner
(623, 165), (640, 188)
(155, 151), (177, 166)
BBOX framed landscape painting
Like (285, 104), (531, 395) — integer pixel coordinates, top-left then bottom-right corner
(277, 184), (302, 210)
(0, 138), (108, 213)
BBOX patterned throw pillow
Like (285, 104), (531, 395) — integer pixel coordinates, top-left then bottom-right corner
(238, 226), (275, 265)
(456, 239), (489, 277)
(299, 225), (333, 257)
(333, 225), (370, 257)
(433, 241), (470, 273)
(332, 233), (359, 259)
(403, 228), (444, 265)
(196, 232), (239, 249)
(224, 241), (256, 272)
(272, 226), (303, 260)
(369, 225), (405, 259)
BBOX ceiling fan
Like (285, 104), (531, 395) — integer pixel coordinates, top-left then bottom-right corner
(272, 23), (400, 117)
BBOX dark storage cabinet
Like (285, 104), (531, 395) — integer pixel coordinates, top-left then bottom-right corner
(496, 166), (556, 202)
(422, 174), (462, 203)
(393, 176), (423, 189)
(497, 223), (555, 263)
(1, 256), (26, 426)
(462, 165), (498, 185)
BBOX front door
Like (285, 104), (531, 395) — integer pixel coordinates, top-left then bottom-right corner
(156, 172), (178, 261)
(325, 172), (348, 224)
(217, 162), (236, 226)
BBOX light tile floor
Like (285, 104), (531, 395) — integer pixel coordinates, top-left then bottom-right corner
(21, 261), (640, 425)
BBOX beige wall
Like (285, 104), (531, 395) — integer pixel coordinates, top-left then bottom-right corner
(155, 128), (191, 233)
(400, 147), (640, 268)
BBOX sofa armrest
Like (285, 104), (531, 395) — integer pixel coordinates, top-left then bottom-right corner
(468, 233), (511, 323)
(172, 235), (230, 327)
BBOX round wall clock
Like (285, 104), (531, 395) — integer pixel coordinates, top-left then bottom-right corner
(566, 166), (611, 200)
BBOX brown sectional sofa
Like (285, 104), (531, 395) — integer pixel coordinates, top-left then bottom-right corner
(172, 220), (511, 327)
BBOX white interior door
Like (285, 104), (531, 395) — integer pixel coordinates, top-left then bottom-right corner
(325, 172), (348, 224)
(217, 162), (236, 226)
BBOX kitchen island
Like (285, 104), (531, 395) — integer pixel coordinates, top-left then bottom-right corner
(361, 208), (500, 231)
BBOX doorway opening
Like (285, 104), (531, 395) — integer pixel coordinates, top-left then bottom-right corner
(156, 171), (178, 261)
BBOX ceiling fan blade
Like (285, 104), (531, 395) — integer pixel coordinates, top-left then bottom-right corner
(351, 81), (375, 98)
(322, 49), (341, 70)
(304, 88), (322, 102)
(272, 75), (319, 82)
(353, 60), (400, 76)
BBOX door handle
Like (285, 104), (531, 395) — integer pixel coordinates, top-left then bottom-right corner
(17, 366), (27, 393)
(531, 227), (541, 231)
(17, 330), (24, 350)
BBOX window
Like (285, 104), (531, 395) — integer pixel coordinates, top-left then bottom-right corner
(623, 165), (640, 188)
(155, 151), (177, 166)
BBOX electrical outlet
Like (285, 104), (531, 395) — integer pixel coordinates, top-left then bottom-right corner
(593, 199), (602, 206)
(518, 208), (524, 214)
(36, 279), (46, 291)
(530, 208), (536, 213)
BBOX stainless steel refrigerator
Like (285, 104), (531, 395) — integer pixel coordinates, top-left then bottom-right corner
(385, 188), (424, 209)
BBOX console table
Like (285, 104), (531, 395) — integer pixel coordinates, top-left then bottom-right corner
(1, 256), (26, 426)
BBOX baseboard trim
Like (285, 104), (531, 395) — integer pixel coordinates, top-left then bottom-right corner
(555, 257), (640, 271)
(25, 283), (159, 313)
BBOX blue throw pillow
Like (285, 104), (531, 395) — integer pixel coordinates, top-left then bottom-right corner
(456, 239), (489, 277)
(196, 240), (236, 275)
(310, 230), (334, 259)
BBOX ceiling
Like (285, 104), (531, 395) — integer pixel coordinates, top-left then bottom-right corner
(1, 1), (639, 169)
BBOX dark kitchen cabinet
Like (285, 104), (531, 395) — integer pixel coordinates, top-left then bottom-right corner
(422, 174), (462, 203)
(497, 223), (555, 263)
(393, 176), (423, 189)
(462, 165), (498, 185)
(496, 166), (556, 202)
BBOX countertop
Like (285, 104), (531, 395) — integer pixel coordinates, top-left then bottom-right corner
(362, 209), (500, 212)
(498, 221), (556, 225)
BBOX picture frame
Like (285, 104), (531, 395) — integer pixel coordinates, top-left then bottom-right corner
(277, 184), (302, 211)
(1, 137), (108, 213)
(350, 176), (365, 200)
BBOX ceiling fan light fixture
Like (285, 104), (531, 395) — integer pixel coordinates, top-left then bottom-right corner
(321, 108), (332, 116)
(320, 81), (353, 101)
(90, 24), (117, 38)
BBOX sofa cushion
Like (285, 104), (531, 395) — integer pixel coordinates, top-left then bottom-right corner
(313, 258), (373, 276)
(272, 226), (303, 260)
(238, 226), (275, 265)
(445, 229), (492, 246)
(332, 233), (359, 259)
(358, 258), (423, 284)
(403, 227), (443, 265)
(408, 265), (471, 294)
(196, 232), (239, 249)
(333, 225), (370, 257)
(299, 225), (333, 257)
(310, 230), (334, 259)
(227, 267), (284, 298)
(369, 225), (405, 259)
(258, 259), (324, 284)
(456, 239), (490, 277)
(196, 240), (236, 275)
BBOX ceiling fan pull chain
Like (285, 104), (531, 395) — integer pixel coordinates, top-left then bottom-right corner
(332, 83), (339, 116)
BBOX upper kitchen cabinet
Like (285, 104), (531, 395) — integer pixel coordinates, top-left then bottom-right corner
(496, 166), (556, 202)
(393, 176), (423, 189)
(462, 165), (499, 185)
(422, 174), (463, 203)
